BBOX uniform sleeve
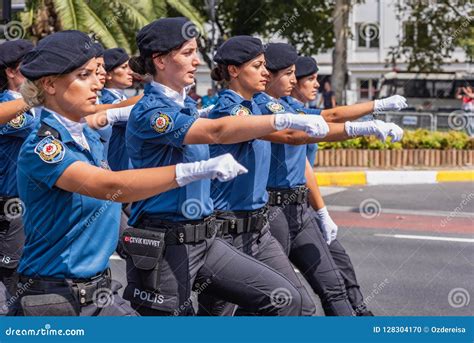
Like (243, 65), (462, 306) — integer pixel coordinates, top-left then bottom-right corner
(0, 112), (38, 138)
(128, 107), (196, 148)
(208, 101), (254, 120)
(301, 108), (322, 115)
(17, 136), (79, 189)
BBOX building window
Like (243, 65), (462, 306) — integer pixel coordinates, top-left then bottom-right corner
(403, 21), (429, 46)
(359, 79), (378, 99)
(356, 22), (380, 48)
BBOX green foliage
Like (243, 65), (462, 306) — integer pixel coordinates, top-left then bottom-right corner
(190, 0), (335, 56)
(318, 129), (472, 150)
(19, 0), (204, 53)
(388, 0), (473, 71)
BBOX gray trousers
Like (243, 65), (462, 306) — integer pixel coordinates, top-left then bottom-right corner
(198, 216), (317, 316)
(0, 216), (24, 298)
(268, 202), (356, 316)
(124, 233), (303, 316)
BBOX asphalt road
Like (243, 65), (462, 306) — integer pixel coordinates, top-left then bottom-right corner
(110, 182), (474, 316)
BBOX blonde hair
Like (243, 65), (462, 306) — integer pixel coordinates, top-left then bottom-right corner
(20, 79), (45, 108)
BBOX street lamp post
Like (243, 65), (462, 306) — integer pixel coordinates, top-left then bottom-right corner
(206, 0), (217, 91)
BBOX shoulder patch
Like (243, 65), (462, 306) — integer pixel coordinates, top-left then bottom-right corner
(7, 114), (26, 129)
(265, 101), (285, 113)
(34, 135), (66, 164)
(230, 105), (251, 116)
(150, 112), (173, 134)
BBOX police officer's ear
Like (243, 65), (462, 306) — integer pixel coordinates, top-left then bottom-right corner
(5, 66), (17, 80)
(40, 76), (58, 96)
(152, 53), (167, 71)
(228, 65), (240, 79)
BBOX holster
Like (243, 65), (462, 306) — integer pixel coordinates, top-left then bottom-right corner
(121, 227), (166, 292)
(20, 293), (79, 316)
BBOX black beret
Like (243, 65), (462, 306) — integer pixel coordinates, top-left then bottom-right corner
(264, 43), (298, 71)
(104, 48), (129, 72)
(213, 36), (264, 65)
(92, 42), (105, 58)
(0, 39), (34, 68)
(137, 17), (198, 57)
(20, 30), (95, 81)
(295, 56), (319, 79)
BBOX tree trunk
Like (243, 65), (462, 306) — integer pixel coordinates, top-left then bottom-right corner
(332, 0), (350, 105)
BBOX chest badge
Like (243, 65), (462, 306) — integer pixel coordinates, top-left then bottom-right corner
(35, 135), (66, 164)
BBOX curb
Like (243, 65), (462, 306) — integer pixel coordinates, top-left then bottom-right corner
(315, 170), (473, 186)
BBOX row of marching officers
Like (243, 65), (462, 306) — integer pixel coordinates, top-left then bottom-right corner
(0, 17), (407, 316)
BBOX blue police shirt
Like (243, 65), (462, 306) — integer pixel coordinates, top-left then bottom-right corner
(126, 82), (213, 223)
(281, 96), (321, 167)
(100, 88), (130, 171)
(0, 90), (39, 197)
(17, 109), (121, 278)
(253, 92), (307, 189)
(209, 90), (270, 211)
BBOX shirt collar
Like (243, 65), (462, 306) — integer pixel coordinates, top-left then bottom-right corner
(150, 81), (186, 108)
(41, 108), (88, 147)
(7, 90), (22, 99)
(104, 88), (126, 100)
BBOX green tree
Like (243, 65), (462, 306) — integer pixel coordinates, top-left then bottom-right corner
(19, 0), (204, 53)
(191, 0), (334, 67)
(388, 0), (473, 72)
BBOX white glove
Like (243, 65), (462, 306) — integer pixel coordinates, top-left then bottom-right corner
(106, 105), (134, 125)
(175, 153), (248, 187)
(275, 112), (330, 138)
(374, 95), (407, 113)
(345, 120), (404, 142)
(314, 207), (338, 245)
(197, 105), (215, 118)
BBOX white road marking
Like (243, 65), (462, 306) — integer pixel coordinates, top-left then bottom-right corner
(374, 233), (474, 243)
(319, 187), (347, 197)
(328, 205), (474, 219)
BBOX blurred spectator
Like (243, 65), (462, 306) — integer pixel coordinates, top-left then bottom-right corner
(319, 82), (336, 109)
(188, 86), (202, 107)
(456, 86), (474, 112)
(201, 88), (218, 108)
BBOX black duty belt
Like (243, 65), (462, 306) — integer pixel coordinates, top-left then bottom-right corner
(216, 207), (268, 235)
(267, 186), (309, 206)
(137, 215), (217, 245)
(19, 269), (112, 306)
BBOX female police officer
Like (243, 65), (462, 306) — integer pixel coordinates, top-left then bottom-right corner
(204, 39), (395, 316)
(0, 39), (37, 299)
(253, 43), (404, 315)
(101, 48), (134, 172)
(124, 18), (329, 316)
(12, 30), (247, 316)
(286, 56), (407, 315)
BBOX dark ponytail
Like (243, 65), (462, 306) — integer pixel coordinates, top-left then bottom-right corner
(0, 61), (19, 92)
(131, 55), (156, 76)
(0, 68), (7, 92)
(211, 64), (230, 82)
(129, 55), (146, 75)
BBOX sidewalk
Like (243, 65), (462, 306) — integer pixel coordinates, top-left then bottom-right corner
(314, 168), (474, 186)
